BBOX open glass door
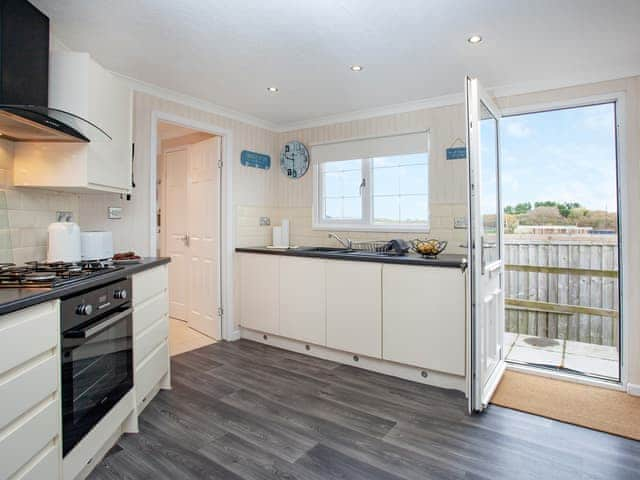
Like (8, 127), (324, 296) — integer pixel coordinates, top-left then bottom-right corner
(465, 77), (507, 413)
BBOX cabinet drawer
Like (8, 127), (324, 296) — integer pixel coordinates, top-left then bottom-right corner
(133, 292), (168, 336)
(135, 317), (168, 368)
(132, 265), (168, 306)
(135, 341), (168, 408)
(0, 355), (58, 431)
(0, 399), (59, 480)
(0, 301), (58, 376)
(15, 442), (58, 480)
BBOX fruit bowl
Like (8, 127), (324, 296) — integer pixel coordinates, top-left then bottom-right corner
(412, 239), (448, 258)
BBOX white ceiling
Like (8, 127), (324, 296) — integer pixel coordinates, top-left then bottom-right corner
(33, 0), (640, 129)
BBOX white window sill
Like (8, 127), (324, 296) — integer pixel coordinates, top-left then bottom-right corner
(312, 222), (431, 233)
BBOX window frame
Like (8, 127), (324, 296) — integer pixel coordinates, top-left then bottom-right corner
(313, 146), (430, 233)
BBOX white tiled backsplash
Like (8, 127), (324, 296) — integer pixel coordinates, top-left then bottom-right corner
(0, 139), (80, 264)
(236, 204), (468, 255)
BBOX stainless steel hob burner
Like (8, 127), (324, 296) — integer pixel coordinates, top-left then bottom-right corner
(0, 260), (123, 288)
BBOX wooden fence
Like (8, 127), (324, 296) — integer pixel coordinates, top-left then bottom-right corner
(504, 235), (619, 347)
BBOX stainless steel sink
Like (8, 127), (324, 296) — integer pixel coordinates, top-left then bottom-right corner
(297, 247), (353, 253)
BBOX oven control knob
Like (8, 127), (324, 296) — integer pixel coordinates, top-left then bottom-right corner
(76, 304), (93, 316)
(114, 289), (128, 300)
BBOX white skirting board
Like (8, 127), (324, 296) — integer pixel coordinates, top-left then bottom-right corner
(240, 328), (466, 393)
(627, 383), (640, 396)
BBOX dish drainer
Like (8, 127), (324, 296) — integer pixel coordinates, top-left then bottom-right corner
(350, 240), (393, 253)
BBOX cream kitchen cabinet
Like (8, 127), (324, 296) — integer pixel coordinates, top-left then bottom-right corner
(382, 264), (466, 376)
(14, 51), (133, 194)
(0, 300), (61, 480)
(326, 261), (382, 358)
(239, 253), (280, 335)
(279, 257), (326, 345)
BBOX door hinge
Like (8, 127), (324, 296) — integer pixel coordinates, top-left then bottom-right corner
(217, 307), (224, 317)
(218, 159), (223, 169)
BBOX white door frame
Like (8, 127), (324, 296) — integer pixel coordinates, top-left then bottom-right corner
(499, 92), (629, 392)
(149, 111), (235, 341)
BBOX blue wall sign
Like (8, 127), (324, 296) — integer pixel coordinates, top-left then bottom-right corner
(241, 150), (271, 169)
(446, 146), (467, 160)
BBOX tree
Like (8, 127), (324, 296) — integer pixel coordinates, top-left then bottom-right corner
(520, 206), (566, 225)
(514, 202), (532, 215)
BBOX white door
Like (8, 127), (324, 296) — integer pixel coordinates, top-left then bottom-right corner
(164, 148), (189, 320)
(186, 137), (221, 339)
(465, 77), (506, 413)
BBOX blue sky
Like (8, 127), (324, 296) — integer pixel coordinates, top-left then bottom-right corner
(500, 103), (618, 212)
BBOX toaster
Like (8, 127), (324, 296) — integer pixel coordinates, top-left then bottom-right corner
(80, 231), (114, 261)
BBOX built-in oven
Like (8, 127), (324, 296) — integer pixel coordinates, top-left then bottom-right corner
(60, 277), (133, 456)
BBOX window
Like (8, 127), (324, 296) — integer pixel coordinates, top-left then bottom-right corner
(313, 132), (429, 231)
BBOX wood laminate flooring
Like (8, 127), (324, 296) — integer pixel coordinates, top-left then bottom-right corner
(89, 340), (640, 480)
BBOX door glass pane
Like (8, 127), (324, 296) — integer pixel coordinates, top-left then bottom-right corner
(501, 102), (620, 381)
(479, 101), (500, 265)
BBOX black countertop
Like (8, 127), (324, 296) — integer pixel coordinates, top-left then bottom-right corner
(236, 247), (467, 269)
(0, 258), (170, 316)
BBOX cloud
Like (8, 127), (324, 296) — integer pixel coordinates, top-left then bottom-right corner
(582, 104), (615, 131)
(504, 120), (533, 138)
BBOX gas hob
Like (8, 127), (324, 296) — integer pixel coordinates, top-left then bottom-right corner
(0, 260), (124, 288)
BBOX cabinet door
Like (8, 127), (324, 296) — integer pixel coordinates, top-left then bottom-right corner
(383, 265), (465, 375)
(326, 261), (382, 358)
(239, 254), (280, 334)
(279, 257), (326, 345)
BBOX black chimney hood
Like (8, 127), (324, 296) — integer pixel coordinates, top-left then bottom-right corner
(0, 0), (111, 143)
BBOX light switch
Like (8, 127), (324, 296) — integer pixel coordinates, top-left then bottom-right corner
(108, 207), (123, 219)
(454, 216), (467, 229)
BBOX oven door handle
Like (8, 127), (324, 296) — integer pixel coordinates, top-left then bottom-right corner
(65, 308), (132, 339)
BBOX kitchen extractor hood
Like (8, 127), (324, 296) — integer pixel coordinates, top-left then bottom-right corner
(0, 0), (111, 143)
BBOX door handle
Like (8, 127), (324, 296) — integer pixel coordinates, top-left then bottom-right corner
(64, 308), (132, 339)
(180, 234), (190, 246)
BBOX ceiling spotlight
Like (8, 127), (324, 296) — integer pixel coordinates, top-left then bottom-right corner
(266, 87), (279, 93)
(350, 65), (363, 72)
(467, 35), (483, 44)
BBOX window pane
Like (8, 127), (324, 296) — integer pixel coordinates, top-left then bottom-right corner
(321, 159), (363, 221)
(374, 196), (400, 224)
(372, 152), (428, 226)
(323, 172), (343, 197)
(343, 196), (362, 219)
(342, 169), (363, 197)
(373, 165), (399, 196)
(324, 198), (342, 219)
(399, 195), (429, 223)
(479, 101), (499, 265)
(399, 164), (428, 195)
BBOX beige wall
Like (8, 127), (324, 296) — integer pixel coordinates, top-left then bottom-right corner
(0, 139), (80, 265)
(270, 104), (468, 252)
(79, 91), (279, 254)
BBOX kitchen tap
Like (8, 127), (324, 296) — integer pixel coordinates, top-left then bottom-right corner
(328, 233), (352, 249)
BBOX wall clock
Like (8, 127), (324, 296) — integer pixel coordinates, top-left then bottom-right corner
(280, 141), (309, 179)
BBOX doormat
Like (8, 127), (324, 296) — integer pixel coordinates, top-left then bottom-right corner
(491, 370), (640, 441)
